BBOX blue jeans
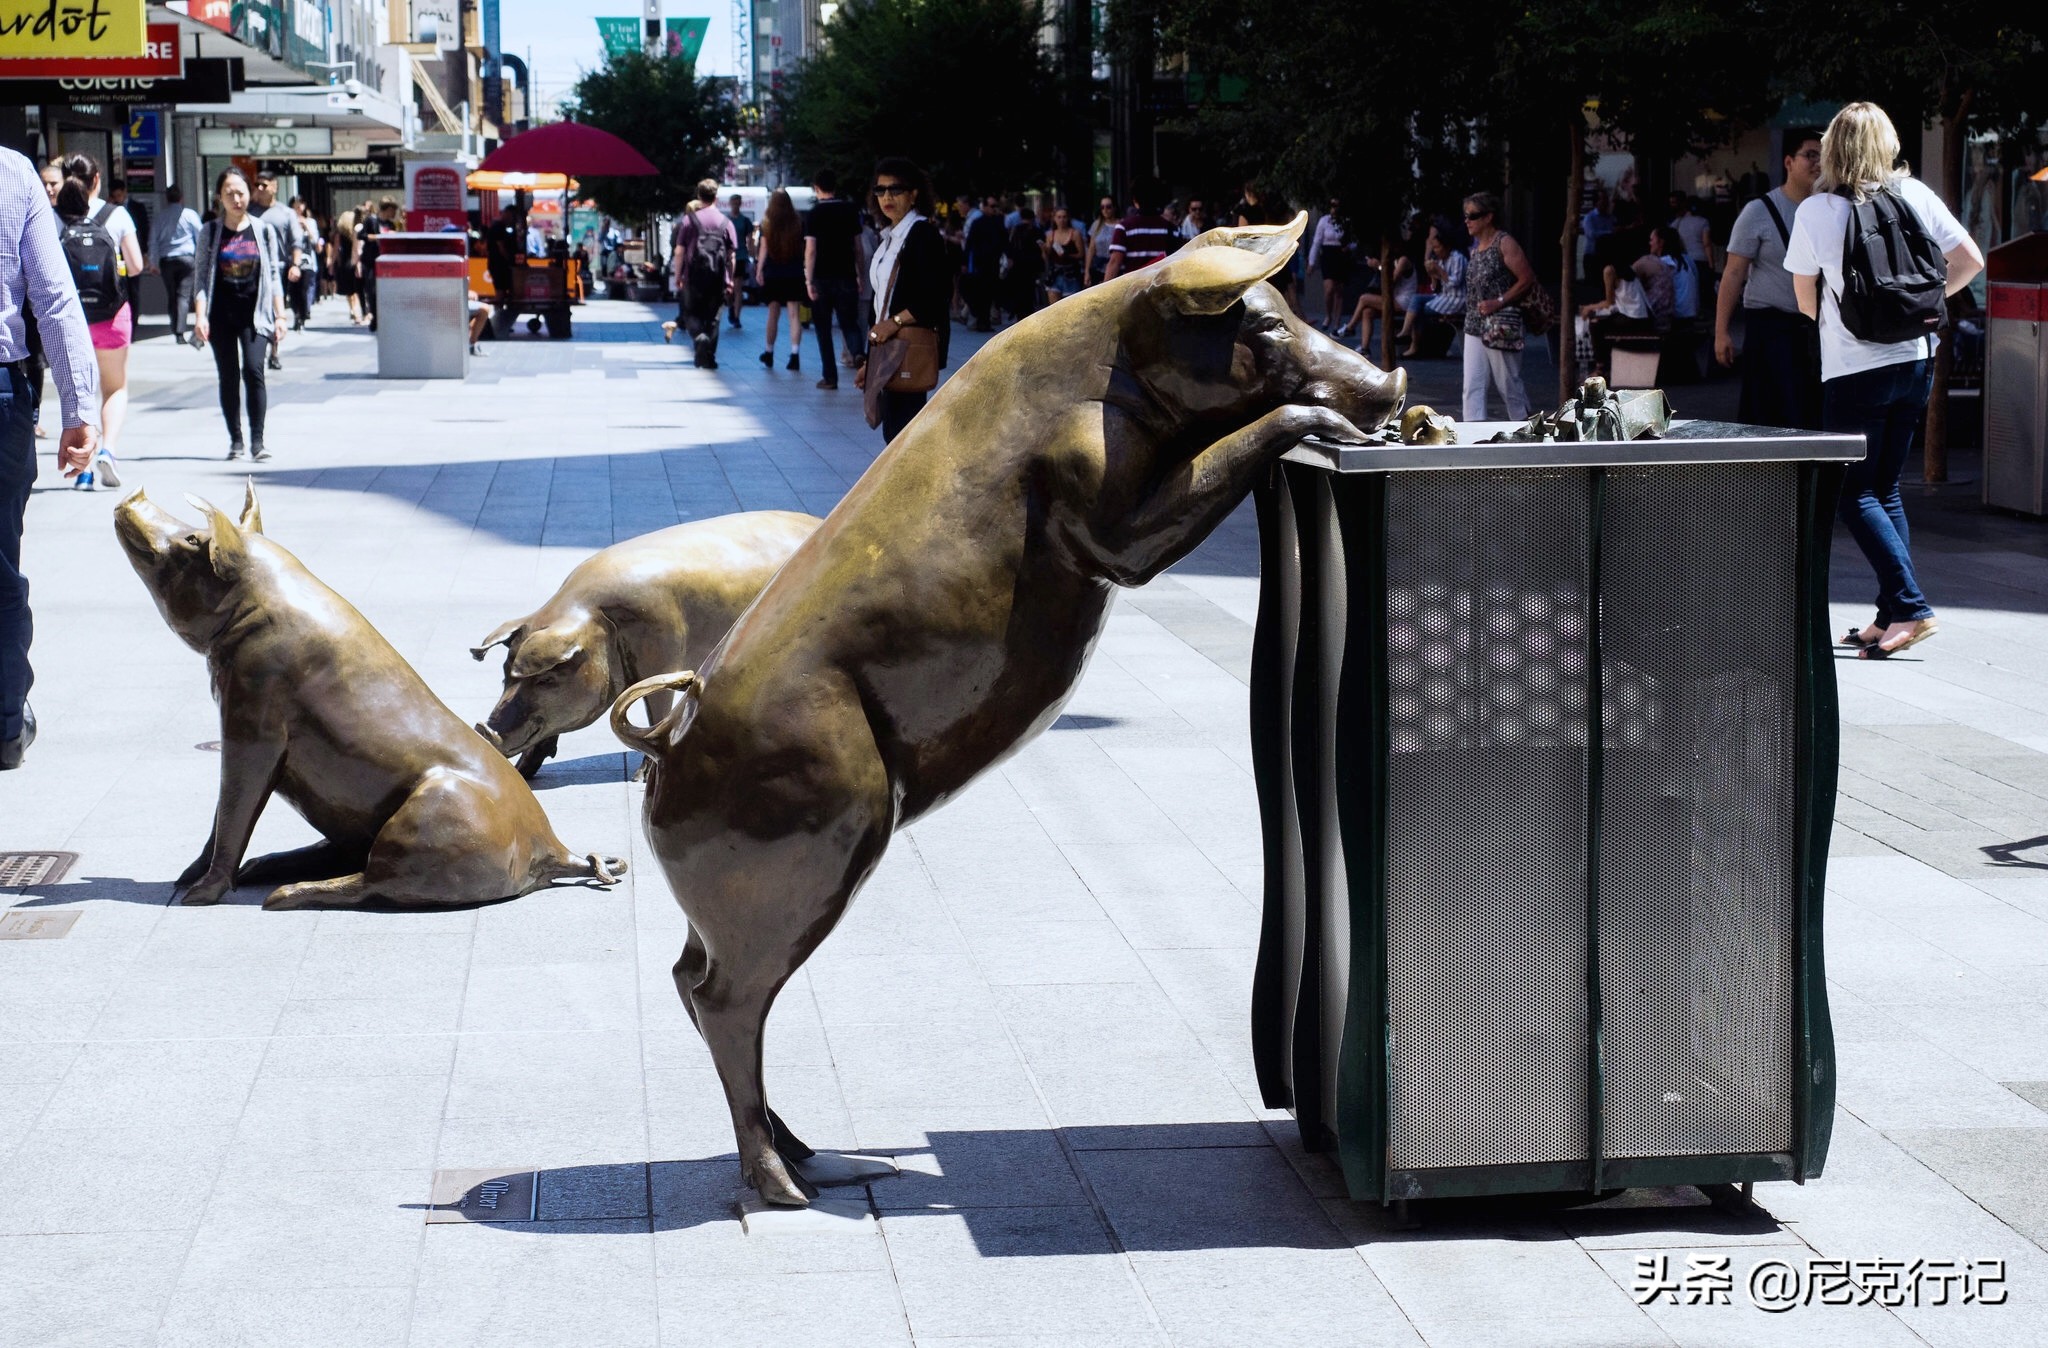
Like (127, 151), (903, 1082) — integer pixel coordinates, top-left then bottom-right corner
(0, 365), (36, 741)
(1824, 357), (1933, 625)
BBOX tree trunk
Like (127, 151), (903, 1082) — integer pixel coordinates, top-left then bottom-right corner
(1380, 236), (1395, 371)
(1560, 116), (1586, 408)
(1923, 86), (1973, 485)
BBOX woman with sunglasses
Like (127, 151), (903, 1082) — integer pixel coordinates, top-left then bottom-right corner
(859, 159), (950, 441)
(1460, 192), (1537, 421)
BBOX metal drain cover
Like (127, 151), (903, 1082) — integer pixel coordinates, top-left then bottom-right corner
(0, 909), (79, 940)
(0, 852), (77, 888)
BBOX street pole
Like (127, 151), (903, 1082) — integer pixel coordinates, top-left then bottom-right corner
(645, 0), (665, 56)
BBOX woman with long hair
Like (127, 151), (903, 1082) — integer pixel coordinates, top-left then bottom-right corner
(754, 188), (806, 370)
(1785, 101), (1983, 660)
(190, 167), (287, 461)
(1042, 206), (1085, 305)
(55, 154), (142, 488)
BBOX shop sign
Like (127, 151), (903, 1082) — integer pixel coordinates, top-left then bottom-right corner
(198, 125), (332, 157)
(0, 55), (238, 103)
(190, 0), (231, 34)
(272, 156), (397, 183)
(120, 108), (156, 156)
(0, 0), (149, 59)
(412, 0), (457, 51)
(0, 19), (172, 76)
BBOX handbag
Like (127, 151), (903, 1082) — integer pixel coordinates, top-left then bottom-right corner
(1479, 305), (1525, 352)
(861, 250), (939, 428)
(1523, 280), (1559, 336)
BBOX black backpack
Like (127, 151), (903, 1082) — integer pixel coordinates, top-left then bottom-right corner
(60, 202), (125, 324)
(686, 211), (730, 304)
(1835, 186), (1947, 344)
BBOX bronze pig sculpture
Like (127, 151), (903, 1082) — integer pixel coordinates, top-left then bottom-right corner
(470, 511), (819, 777)
(115, 485), (626, 910)
(610, 215), (1403, 1206)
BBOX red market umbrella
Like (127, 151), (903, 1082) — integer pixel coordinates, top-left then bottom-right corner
(477, 121), (658, 177)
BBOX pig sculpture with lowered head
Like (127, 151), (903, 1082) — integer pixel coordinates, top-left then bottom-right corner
(610, 215), (1403, 1206)
(116, 485), (625, 910)
(470, 511), (819, 777)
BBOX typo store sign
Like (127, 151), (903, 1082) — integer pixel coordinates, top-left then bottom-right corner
(198, 126), (334, 158)
(0, 0), (149, 58)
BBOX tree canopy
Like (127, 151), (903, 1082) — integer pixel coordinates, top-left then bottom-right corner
(771, 0), (1068, 200)
(562, 50), (740, 222)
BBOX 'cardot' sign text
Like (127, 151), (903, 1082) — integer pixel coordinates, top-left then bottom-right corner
(0, 0), (148, 59)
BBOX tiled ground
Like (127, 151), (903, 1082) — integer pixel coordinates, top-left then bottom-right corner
(1, 298), (2045, 1346)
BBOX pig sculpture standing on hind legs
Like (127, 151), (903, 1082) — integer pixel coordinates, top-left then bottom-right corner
(611, 214), (1405, 1207)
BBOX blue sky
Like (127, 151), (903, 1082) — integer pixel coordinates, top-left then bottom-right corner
(497, 0), (742, 117)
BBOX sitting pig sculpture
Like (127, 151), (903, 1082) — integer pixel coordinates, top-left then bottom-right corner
(470, 511), (819, 777)
(610, 215), (1403, 1206)
(116, 485), (626, 910)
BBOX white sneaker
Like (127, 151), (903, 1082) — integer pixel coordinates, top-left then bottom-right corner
(91, 451), (120, 490)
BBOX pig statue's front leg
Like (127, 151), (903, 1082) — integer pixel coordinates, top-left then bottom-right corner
(180, 732), (288, 906)
(1097, 403), (1369, 587)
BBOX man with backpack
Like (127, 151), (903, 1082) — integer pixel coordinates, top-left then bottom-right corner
(671, 179), (736, 370)
(1784, 102), (1982, 664)
(1, 147), (101, 769)
(1716, 128), (1824, 429)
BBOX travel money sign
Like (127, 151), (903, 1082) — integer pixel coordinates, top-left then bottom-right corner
(0, 0), (149, 58)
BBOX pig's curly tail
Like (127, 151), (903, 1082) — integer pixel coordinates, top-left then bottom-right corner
(609, 670), (702, 757)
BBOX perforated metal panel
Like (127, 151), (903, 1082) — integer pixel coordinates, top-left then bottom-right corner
(1384, 470), (1591, 1170)
(1597, 464), (1798, 1158)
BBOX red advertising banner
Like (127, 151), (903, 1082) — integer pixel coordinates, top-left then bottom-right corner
(191, 0), (232, 33)
(405, 161), (468, 235)
(0, 21), (178, 78)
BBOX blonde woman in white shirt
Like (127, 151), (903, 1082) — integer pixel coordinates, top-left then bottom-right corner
(1784, 102), (1982, 660)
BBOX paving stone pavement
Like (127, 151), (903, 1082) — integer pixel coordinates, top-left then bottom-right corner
(2, 298), (2046, 1347)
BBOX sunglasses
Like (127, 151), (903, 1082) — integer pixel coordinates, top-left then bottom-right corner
(1463, 211), (1487, 220)
(875, 184), (914, 197)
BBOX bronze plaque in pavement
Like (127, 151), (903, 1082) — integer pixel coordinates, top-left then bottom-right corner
(427, 1168), (538, 1224)
(0, 909), (80, 940)
(0, 852), (78, 888)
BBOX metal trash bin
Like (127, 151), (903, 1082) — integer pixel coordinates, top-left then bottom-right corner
(375, 232), (471, 380)
(1985, 233), (2048, 516)
(1248, 420), (1864, 1204)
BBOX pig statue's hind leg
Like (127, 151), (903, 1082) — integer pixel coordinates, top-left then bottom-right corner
(670, 758), (893, 1207)
(266, 767), (536, 911)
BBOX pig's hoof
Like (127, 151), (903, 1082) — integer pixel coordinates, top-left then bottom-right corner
(746, 1152), (818, 1208)
(178, 883), (226, 907)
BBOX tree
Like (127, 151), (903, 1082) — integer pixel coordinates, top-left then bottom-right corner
(1789, 1), (2046, 480)
(772, 0), (1068, 200)
(562, 50), (740, 224)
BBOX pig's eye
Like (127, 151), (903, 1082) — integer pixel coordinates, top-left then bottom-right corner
(182, 533), (203, 549)
(1254, 314), (1290, 336)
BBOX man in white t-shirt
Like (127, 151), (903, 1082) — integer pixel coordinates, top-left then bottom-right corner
(1781, 102), (1984, 664)
(1667, 192), (1714, 271)
(1715, 128), (1824, 428)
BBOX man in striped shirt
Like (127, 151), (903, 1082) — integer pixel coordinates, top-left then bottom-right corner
(1101, 180), (1181, 281)
(1, 146), (100, 769)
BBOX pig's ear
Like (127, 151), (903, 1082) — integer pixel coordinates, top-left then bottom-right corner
(470, 619), (525, 661)
(239, 479), (264, 535)
(1151, 212), (1303, 315)
(203, 504), (250, 582)
(510, 635), (582, 679)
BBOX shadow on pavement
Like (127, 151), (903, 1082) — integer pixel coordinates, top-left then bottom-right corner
(414, 1124), (1785, 1253)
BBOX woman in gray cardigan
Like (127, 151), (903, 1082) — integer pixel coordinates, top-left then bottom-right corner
(192, 167), (287, 460)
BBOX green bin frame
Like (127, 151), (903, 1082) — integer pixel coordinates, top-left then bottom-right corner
(1248, 421), (1863, 1203)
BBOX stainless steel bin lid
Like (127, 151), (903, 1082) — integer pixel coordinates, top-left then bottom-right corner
(1287, 419), (1867, 473)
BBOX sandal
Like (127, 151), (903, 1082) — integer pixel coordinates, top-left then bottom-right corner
(1860, 618), (1939, 660)
(1840, 624), (1883, 648)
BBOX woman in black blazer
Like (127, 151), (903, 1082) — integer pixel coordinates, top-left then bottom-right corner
(860, 157), (951, 442)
